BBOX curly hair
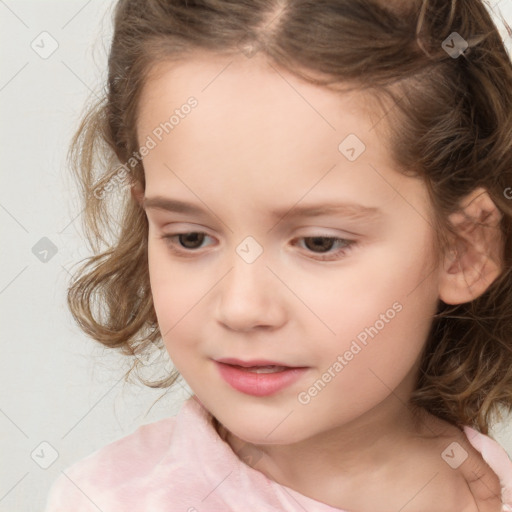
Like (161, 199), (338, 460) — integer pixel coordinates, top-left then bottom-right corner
(67, 0), (512, 435)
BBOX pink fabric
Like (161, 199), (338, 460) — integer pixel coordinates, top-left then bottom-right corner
(44, 396), (512, 511)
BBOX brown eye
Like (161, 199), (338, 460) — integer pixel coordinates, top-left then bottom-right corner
(178, 232), (205, 249)
(303, 237), (337, 253)
(293, 236), (355, 261)
(159, 231), (215, 257)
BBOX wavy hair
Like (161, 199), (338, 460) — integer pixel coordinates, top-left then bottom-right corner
(67, 0), (512, 435)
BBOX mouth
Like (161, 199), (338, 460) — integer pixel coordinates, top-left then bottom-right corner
(214, 357), (307, 372)
(213, 358), (309, 396)
(220, 364), (292, 374)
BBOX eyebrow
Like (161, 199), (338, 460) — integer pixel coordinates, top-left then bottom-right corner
(143, 196), (382, 222)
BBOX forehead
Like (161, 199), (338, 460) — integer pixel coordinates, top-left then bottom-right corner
(135, 53), (424, 220)
(136, 52), (383, 162)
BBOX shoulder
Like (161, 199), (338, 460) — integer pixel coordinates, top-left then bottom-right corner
(43, 416), (177, 512)
(67, 416), (177, 484)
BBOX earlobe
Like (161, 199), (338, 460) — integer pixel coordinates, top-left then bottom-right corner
(438, 188), (504, 305)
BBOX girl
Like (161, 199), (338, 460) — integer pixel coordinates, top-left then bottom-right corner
(45, 0), (512, 510)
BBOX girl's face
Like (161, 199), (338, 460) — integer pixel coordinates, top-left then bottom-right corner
(138, 53), (442, 445)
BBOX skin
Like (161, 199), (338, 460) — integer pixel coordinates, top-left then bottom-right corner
(135, 52), (503, 511)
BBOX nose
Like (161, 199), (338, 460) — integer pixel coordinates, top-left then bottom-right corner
(215, 254), (287, 332)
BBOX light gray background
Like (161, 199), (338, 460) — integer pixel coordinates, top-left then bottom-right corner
(1, 1), (511, 511)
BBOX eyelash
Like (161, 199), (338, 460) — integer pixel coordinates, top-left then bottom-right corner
(158, 232), (356, 261)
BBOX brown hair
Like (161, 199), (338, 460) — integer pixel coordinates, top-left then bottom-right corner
(67, 0), (512, 435)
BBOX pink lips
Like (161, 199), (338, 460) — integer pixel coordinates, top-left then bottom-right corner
(215, 357), (299, 368)
(214, 358), (309, 397)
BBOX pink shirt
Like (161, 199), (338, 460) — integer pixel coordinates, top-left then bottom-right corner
(44, 396), (512, 511)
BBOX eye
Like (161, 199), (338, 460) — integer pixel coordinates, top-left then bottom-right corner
(159, 232), (355, 261)
(294, 236), (355, 261)
(160, 232), (214, 254)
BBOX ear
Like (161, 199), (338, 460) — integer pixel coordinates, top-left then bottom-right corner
(438, 188), (504, 305)
(131, 180), (144, 207)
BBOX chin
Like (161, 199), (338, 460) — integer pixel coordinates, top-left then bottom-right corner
(222, 417), (309, 447)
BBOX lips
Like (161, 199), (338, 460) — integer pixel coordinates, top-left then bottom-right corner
(215, 357), (303, 369)
(213, 357), (309, 396)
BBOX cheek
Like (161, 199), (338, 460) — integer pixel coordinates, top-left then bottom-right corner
(306, 232), (439, 393)
(147, 239), (218, 358)
(147, 240), (194, 335)
(296, 287), (437, 431)
(294, 235), (438, 345)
